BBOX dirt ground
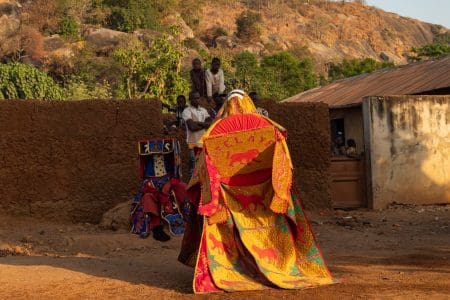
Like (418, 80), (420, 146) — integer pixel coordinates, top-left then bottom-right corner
(1, 204), (449, 300)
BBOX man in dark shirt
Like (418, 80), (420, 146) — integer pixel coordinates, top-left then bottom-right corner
(162, 95), (187, 129)
(190, 58), (206, 98)
(208, 93), (225, 119)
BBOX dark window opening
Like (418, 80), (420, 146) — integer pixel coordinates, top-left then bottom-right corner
(331, 118), (345, 141)
(330, 118), (345, 156)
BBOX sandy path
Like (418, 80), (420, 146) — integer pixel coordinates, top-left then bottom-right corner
(1, 205), (449, 299)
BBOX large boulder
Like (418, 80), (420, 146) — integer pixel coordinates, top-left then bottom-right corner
(43, 34), (65, 52)
(164, 14), (194, 41)
(242, 42), (266, 55)
(99, 201), (131, 231)
(0, 1), (20, 37)
(215, 35), (237, 49)
(84, 27), (127, 53)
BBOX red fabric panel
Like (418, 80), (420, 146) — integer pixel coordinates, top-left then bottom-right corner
(141, 193), (159, 215)
(210, 114), (271, 136)
(194, 230), (221, 293)
(170, 178), (188, 207)
(149, 216), (161, 229)
(221, 169), (272, 186)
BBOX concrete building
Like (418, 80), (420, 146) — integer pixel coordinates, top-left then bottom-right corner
(284, 56), (450, 209)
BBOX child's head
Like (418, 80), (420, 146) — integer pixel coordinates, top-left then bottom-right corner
(189, 91), (201, 107)
(176, 95), (186, 107)
(347, 139), (356, 148)
(211, 57), (221, 72)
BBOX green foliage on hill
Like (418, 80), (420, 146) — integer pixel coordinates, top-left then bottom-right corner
(58, 16), (80, 38)
(3, 0), (425, 102)
(113, 35), (189, 104)
(103, 0), (177, 32)
(328, 58), (394, 81)
(408, 43), (450, 61)
(0, 63), (64, 100)
(231, 51), (318, 101)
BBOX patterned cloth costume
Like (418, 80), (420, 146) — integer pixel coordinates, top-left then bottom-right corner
(178, 90), (335, 293)
(131, 139), (189, 239)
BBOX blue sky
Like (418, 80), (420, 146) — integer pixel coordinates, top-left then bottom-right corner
(366, 0), (450, 28)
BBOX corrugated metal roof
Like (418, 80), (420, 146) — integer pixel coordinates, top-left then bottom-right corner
(283, 56), (450, 107)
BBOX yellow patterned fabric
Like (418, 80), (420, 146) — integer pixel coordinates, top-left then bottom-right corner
(204, 127), (276, 177)
(180, 90), (335, 293)
(217, 93), (257, 118)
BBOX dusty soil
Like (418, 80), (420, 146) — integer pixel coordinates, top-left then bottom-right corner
(1, 204), (449, 299)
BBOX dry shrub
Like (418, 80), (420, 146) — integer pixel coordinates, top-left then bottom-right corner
(236, 10), (262, 43)
(19, 27), (45, 60)
(20, 0), (59, 34)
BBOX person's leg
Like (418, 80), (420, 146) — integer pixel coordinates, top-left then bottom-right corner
(151, 216), (171, 242)
(188, 148), (195, 179)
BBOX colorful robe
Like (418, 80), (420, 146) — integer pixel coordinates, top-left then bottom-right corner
(178, 93), (335, 293)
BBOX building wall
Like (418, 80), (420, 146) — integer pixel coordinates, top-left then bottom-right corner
(0, 100), (332, 223)
(363, 96), (450, 209)
(0, 100), (163, 223)
(263, 101), (332, 209)
(330, 107), (364, 154)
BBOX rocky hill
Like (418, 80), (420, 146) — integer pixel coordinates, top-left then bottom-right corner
(0, 0), (449, 101)
(196, 1), (446, 65)
(1, 0), (447, 67)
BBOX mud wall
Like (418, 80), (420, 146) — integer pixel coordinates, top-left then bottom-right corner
(263, 101), (332, 209)
(363, 96), (450, 209)
(0, 100), (163, 223)
(0, 100), (331, 223)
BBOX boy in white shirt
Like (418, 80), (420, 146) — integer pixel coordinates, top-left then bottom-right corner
(182, 91), (212, 178)
(205, 57), (226, 102)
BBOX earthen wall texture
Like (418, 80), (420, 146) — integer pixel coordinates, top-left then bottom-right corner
(0, 100), (163, 223)
(0, 100), (331, 223)
(262, 101), (332, 209)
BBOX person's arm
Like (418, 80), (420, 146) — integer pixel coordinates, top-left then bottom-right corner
(205, 70), (212, 99)
(182, 107), (207, 131)
(202, 109), (213, 128)
(186, 119), (207, 131)
(162, 103), (171, 110)
(189, 70), (196, 90)
(219, 69), (225, 94)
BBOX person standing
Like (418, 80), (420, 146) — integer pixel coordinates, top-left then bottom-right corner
(208, 93), (225, 119)
(205, 57), (225, 102)
(182, 91), (212, 179)
(162, 95), (187, 129)
(190, 58), (206, 98)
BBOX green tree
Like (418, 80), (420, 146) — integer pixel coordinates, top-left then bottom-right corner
(328, 58), (394, 81)
(113, 35), (189, 104)
(256, 52), (318, 101)
(58, 16), (79, 38)
(64, 77), (112, 100)
(103, 0), (177, 32)
(0, 62), (64, 100)
(408, 43), (450, 62)
(232, 51), (259, 91)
